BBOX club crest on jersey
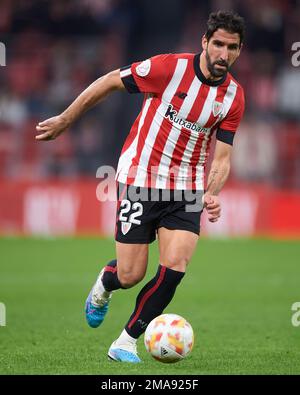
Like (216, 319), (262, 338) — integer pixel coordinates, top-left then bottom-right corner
(212, 101), (224, 117)
(136, 59), (151, 77)
(121, 222), (132, 235)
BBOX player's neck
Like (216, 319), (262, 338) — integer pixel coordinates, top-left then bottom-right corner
(199, 52), (224, 82)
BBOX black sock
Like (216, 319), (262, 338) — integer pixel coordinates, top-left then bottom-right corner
(125, 265), (185, 339)
(102, 260), (125, 292)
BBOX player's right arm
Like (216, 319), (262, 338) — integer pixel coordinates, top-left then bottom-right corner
(35, 69), (125, 141)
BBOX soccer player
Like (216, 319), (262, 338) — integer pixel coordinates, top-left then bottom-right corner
(36, 11), (245, 363)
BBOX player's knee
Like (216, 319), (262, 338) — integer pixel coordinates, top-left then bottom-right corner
(118, 270), (145, 288)
(162, 254), (190, 272)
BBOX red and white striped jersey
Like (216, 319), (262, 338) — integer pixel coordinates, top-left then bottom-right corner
(117, 53), (245, 190)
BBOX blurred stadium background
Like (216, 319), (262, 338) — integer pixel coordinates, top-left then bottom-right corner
(1, 0), (300, 375)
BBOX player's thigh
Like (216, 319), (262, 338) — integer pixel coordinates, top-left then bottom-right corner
(116, 241), (149, 286)
(158, 227), (199, 272)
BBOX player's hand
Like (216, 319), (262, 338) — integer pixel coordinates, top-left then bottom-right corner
(203, 193), (221, 223)
(35, 115), (70, 141)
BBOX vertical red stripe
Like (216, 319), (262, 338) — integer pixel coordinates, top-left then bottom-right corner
(127, 266), (167, 329)
(104, 266), (117, 274)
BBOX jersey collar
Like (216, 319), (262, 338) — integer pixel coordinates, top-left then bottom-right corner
(194, 53), (227, 87)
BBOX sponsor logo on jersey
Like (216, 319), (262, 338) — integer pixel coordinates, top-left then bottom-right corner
(175, 91), (188, 99)
(164, 104), (210, 134)
(136, 59), (151, 77)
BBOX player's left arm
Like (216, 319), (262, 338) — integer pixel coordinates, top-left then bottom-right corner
(204, 86), (245, 223)
(204, 140), (232, 223)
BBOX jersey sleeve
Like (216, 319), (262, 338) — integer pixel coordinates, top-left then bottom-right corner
(120, 54), (172, 94)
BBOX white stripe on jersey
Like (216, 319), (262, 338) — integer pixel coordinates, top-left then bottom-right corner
(120, 67), (131, 78)
(134, 58), (188, 186)
(195, 163), (205, 190)
(116, 96), (153, 183)
(197, 86), (218, 125)
(155, 76), (202, 189)
(177, 77), (202, 118)
(175, 132), (200, 190)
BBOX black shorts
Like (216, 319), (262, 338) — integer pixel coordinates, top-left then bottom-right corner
(115, 182), (204, 244)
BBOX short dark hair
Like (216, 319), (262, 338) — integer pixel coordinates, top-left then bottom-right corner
(205, 11), (245, 47)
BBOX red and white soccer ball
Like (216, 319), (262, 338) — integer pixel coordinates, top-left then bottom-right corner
(144, 313), (194, 363)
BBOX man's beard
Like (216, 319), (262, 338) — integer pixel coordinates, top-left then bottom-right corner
(205, 51), (228, 78)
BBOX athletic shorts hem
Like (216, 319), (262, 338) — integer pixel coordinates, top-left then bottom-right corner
(157, 224), (200, 236)
(115, 236), (156, 244)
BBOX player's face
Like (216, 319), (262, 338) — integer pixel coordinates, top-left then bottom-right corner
(202, 29), (242, 78)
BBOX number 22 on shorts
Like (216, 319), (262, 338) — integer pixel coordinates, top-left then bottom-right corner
(119, 199), (143, 225)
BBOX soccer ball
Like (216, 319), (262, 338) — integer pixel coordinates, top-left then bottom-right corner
(144, 313), (194, 363)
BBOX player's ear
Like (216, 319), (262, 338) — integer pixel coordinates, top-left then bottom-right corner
(202, 35), (208, 52)
(233, 42), (242, 61)
(237, 42), (243, 56)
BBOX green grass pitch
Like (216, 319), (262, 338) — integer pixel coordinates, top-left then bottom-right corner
(0, 237), (300, 375)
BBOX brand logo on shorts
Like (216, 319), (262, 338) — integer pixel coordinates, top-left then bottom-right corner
(121, 222), (132, 235)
